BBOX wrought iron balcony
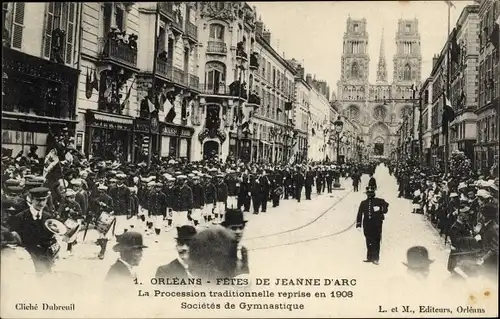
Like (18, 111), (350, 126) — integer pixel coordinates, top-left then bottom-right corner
(156, 58), (173, 81)
(98, 36), (138, 69)
(206, 41), (227, 55)
(186, 21), (198, 42)
(173, 66), (187, 86)
(189, 74), (199, 91)
(158, 2), (175, 20)
(199, 83), (231, 95)
(248, 92), (261, 105)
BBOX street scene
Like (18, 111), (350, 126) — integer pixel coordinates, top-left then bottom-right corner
(1, 1), (499, 318)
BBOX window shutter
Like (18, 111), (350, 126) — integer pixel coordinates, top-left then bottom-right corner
(11, 2), (25, 49)
(65, 2), (76, 65)
(43, 3), (55, 58)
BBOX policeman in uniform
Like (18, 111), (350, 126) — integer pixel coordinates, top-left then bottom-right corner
(356, 186), (389, 265)
(8, 187), (59, 275)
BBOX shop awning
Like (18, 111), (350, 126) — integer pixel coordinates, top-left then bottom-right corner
(2, 111), (79, 124)
(93, 113), (133, 125)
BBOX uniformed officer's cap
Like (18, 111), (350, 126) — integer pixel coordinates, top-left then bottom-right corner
(4, 179), (20, 187)
(204, 174), (211, 178)
(155, 182), (164, 187)
(70, 178), (82, 186)
(29, 187), (50, 199)
(209, 168), (218, 172)
(98, 184), (108, 191)
(147, 181), (156, 187)
(217, 174), (224, 178)
(192, 176), (200, 180)
(175, 171), (182, 176)
(188, 174), (195, 178)
(116, 173), (127, 179)
(65, 189), (76, 197)
(6, 186), (23, 194)
(109, 178), (118, 183)
(177, 175), (187, 180)
(167, 177), (176, 182)
(192, 170), (199, 175)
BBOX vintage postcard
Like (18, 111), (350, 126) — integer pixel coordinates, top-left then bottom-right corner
(1, 1), (499, 318)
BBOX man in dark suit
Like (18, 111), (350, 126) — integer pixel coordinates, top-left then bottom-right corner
(8, 187), (59, 275)
(155, 225), (197, 279)
(305, 168), (315, 200)
(105, 231), (147, 285)
(356, 186), (389, 265)
(221, 208), (249, 277)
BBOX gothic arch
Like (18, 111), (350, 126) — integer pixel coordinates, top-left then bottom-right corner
(373, 105), (387, 121)
(345, 104), (360, 121)
(368, 122), (390, 142)
(403, 63), (411, 81)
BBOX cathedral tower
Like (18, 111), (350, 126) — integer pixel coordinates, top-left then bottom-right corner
(392, 19), (422, 85)
(376, 28), (388, 83)
(338, 18), (370, 101)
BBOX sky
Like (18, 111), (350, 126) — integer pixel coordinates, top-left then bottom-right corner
(249, 0), (475, 96)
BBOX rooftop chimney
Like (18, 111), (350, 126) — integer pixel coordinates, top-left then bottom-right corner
(255, 19), (264, 36)
(432, 54), (439, 69)
(263, 30), (271, 44)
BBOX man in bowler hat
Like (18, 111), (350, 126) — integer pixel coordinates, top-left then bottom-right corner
(221, 208), (249, 276)
(403, 246), (434, 280)
(356, 186), (389, 265)
(105, 231), (147, 284)
(155, 225), (197, 279)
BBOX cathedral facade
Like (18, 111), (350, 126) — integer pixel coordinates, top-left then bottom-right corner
(336, 18), (422, 158)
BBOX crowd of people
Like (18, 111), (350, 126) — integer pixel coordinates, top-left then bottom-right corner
(391, 157), (499, 282)
(1, 130), (367, 285)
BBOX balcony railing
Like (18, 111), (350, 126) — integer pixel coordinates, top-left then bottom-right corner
(186, 21), (198, 41)
(158, 2), (175, 20)
(156, 58), (173, 81)
(173, 67), (186, 86)
(189, 74), (199, 91)
(199, 83), (231, 95)
(98, 37), (137, 68)
(249, 53), (259, 69)
(206, 41), (227, 55)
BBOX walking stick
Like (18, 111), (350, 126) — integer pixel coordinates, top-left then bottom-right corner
(82, 214), (93, 241)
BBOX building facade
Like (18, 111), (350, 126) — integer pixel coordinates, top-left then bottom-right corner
(475, 0), (499, 175)
(420, 76), (434, 165)
(252, 20), (296, 163)
(290, 62), (311, 163)
(135, 2), (200, 162)
(193, 2), (259, 162)
(308, 77), (331, 162)
(2, 2), (81, 157)
(449, 5), (480, 166)
(77, 2), (140, 162)
(337, 18), (421, 159)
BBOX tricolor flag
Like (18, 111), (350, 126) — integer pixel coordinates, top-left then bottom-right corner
(441, 93), (455, 135)
(120, 78), (135, 111)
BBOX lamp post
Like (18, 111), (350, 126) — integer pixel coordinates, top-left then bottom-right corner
(333, 116), (344, 188)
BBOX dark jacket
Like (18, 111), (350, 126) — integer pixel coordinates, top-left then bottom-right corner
(147, 190), (167, 216)
(192, 184), (205, 209)
(174, 184), (193, 211)
(155, 259), (190, 279)
(204, 183), (217, 205)
(216, 182), (228, 202)
(356, 197), (389, 227)
(90, 193), (114, 215)
(108, 185), (131, 215)
(8, 208), (57, 255)
(105, 259), (135, 285)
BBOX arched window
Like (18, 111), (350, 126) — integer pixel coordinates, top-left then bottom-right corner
(209, 23), (224, 41)
(403, 63), (411, 81)
(205, 61), (226, 94)
(352, 62), (359, 78)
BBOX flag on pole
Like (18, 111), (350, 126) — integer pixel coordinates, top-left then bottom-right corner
(147, 98), (156, 113)
(92, 69), (99, 92)
(120, 78), (135, 111)
(444, 0), (455, 8)
(442, 93), (455, 135)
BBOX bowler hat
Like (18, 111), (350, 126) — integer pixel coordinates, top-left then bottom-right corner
(402, 246), (434, 270)
(480, 204), (497, 220)
(112, 231), (148, 252)
(175, 225), (197, 240)
(221, 208), (247, 227)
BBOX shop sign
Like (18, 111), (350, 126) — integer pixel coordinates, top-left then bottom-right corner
(180, 129), (192, 137)
(161, 124), (178, 136)
(134, 119), (150, 133)
(91, 120), (130, 131)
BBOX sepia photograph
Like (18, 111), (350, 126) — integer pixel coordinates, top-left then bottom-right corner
(1, 0), (499, 318)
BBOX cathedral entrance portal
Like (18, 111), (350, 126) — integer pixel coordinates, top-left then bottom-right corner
(374, 143), (384, 156)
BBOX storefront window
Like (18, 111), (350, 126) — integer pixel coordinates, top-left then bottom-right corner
(91, 128), (128, 161)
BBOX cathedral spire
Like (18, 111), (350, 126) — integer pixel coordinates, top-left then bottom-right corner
(376, 28), (387, 83)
